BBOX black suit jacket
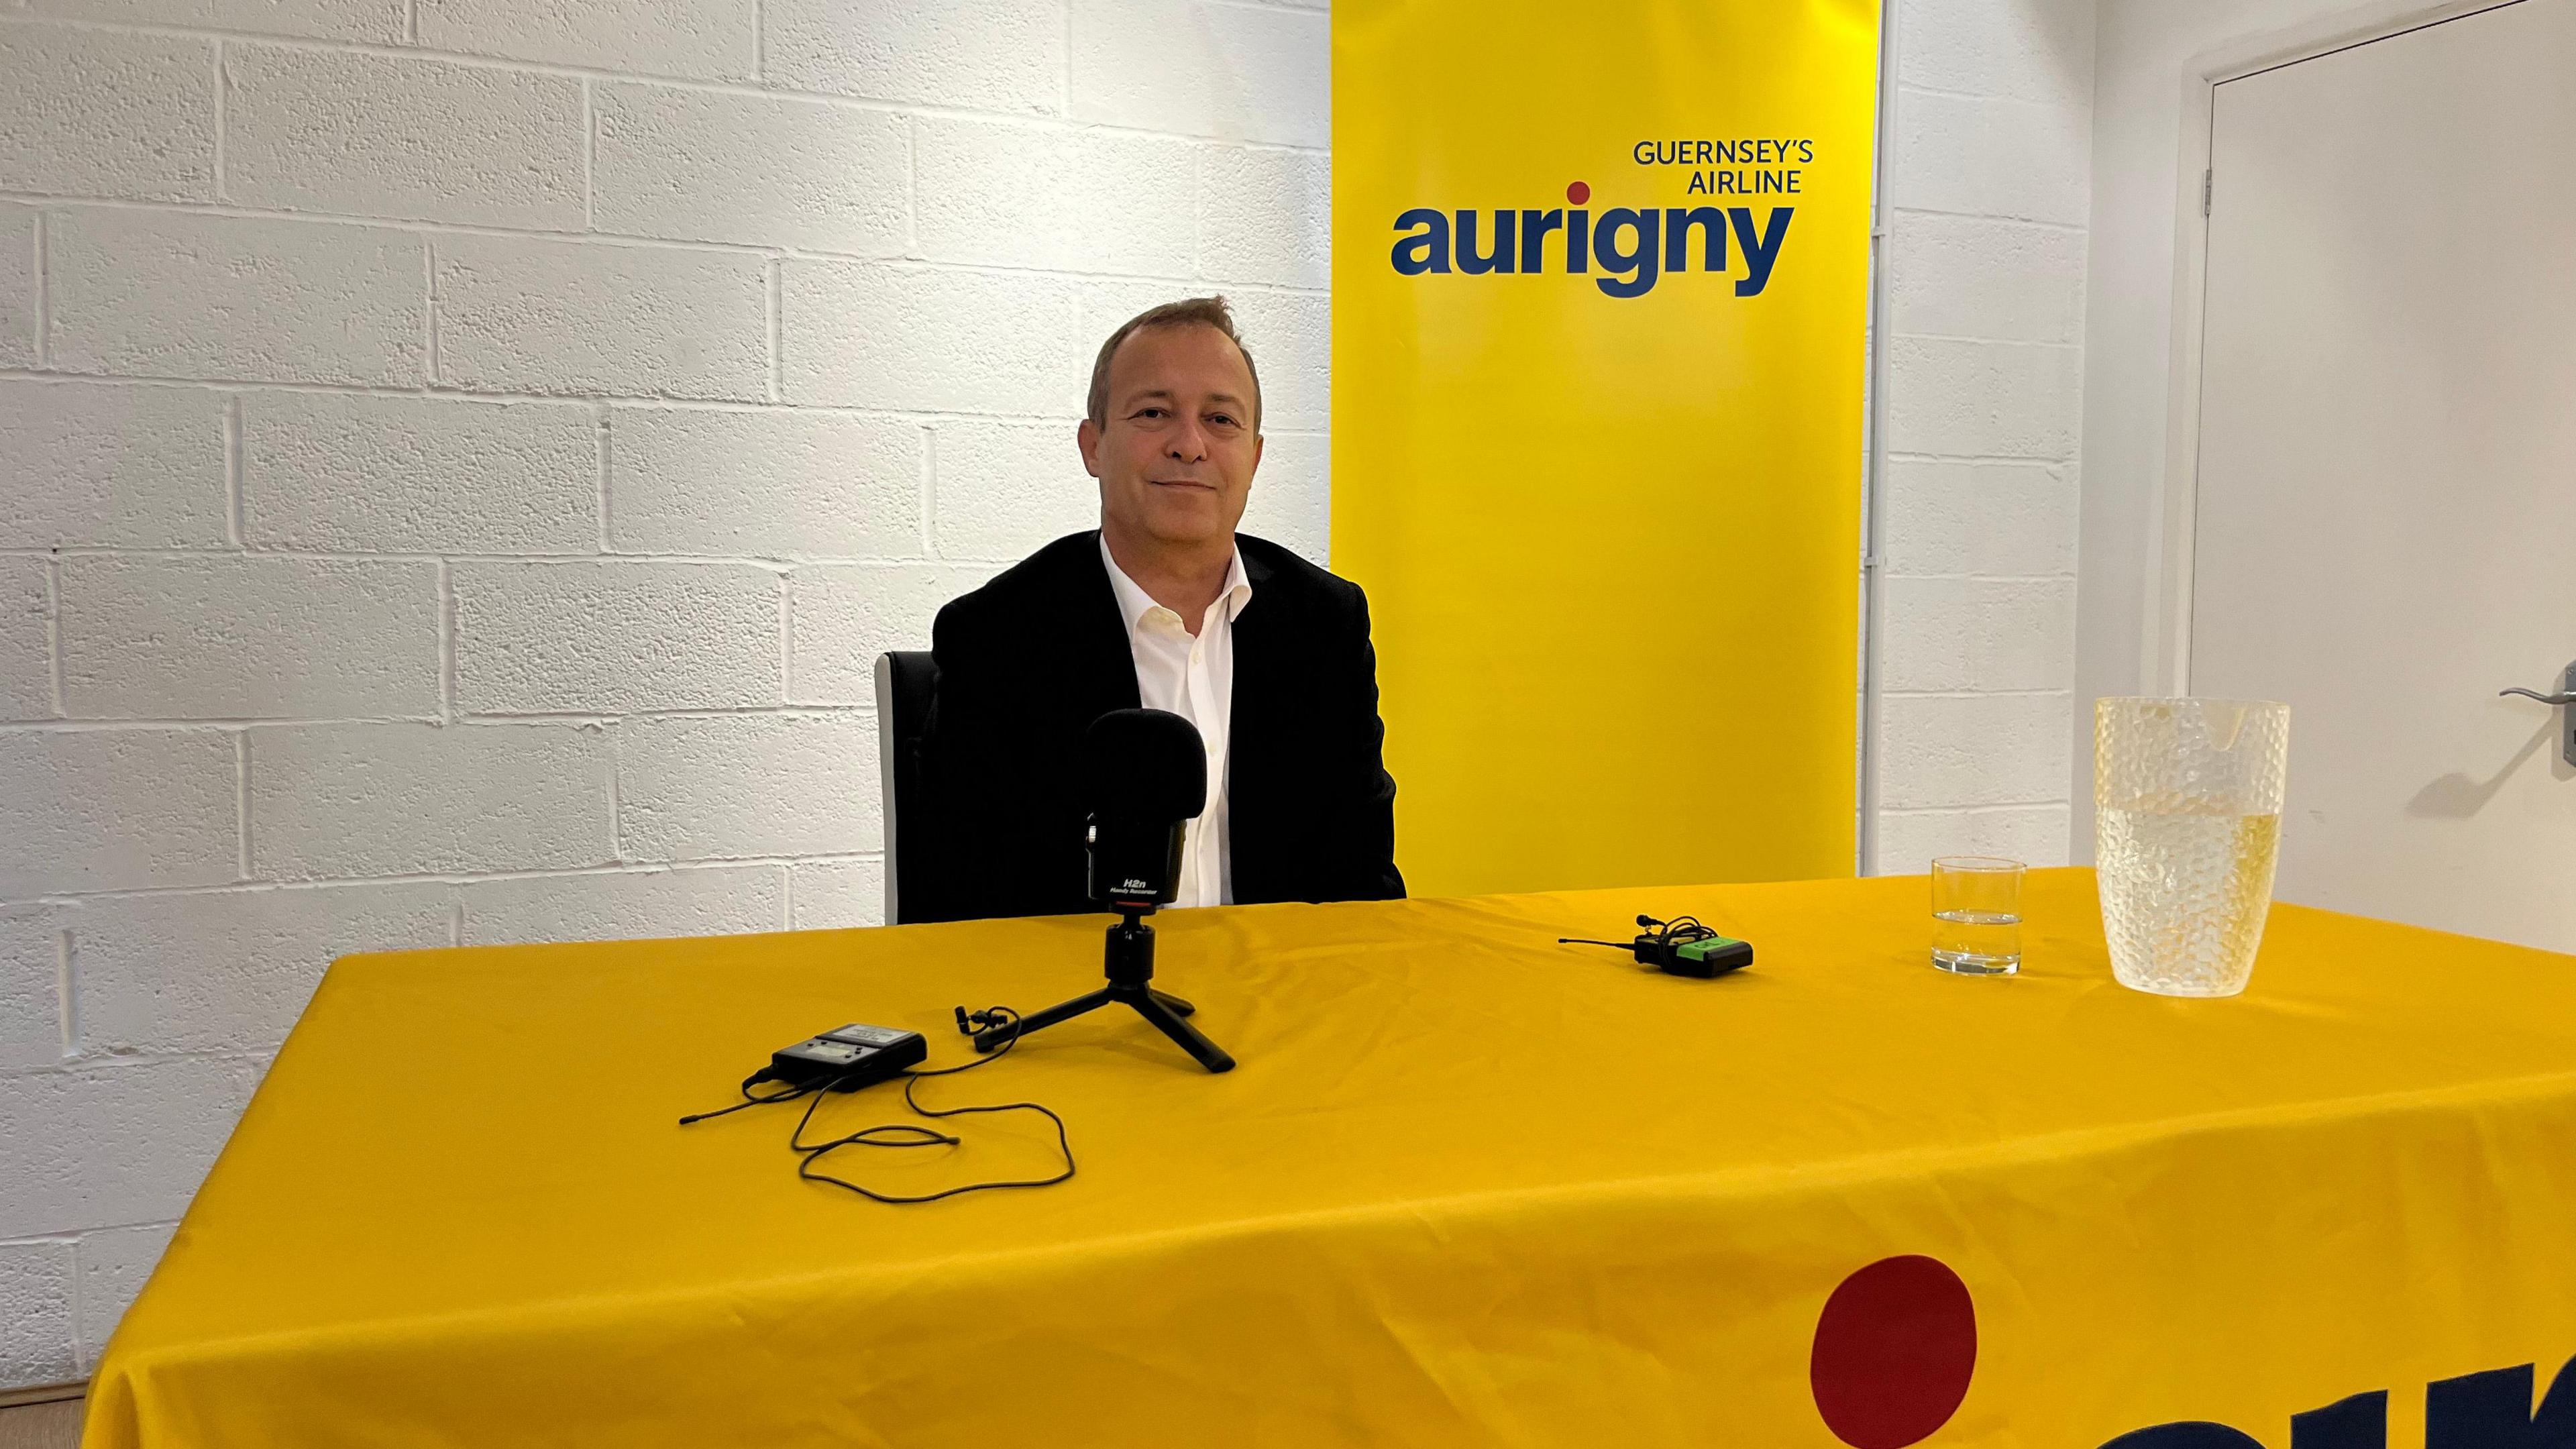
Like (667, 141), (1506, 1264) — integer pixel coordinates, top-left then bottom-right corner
(914, 531), (1403, 922)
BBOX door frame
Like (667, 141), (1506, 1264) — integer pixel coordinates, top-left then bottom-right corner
(2147, 0), (2537, 695)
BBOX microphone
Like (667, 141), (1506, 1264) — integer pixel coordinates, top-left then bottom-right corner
(955, 705), (1234, 1071)
(1083, 708), (1207, 912)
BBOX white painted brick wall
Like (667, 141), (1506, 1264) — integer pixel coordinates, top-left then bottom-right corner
(0, 730), (240, 896)
(0, 1057), (264, 1237)
(914, 117), (1200, 274)
(0, 0), (2089, 1386)
(1872, 0), (2094, 873)
(0, 24), (219, 203)
(1891, 89), (2092, 227)
(1239, 427), (1330, 561)
(224, 47), (588, 229)
(1201, 147), (1330, 289)
(48, 209), (429, 384)
(1891, 212), (2086, 343)
(617, 712), (879, 859)
(591, 85), (908, 254)
(762, 0), (1066, 111)
(1880, 459), (2076, 578)
(73, 883), (454, 1055)
(456, 864), (783, 945)
(928, 417), (1101, 560)
(607, 407), (923, 559)
(1216, 288), (1328, 429)
(0, 1241), (77, 1386)
(431, 235), (768, 398)
(74, 1222), (176, 1375)
(241, 393), (600, 553)
(0, 908), (62, 1069)
(59, 556), (443, 718)
(22, 0), (405, 44)
(0, 559), (52, 721)
(787, 857), (885, 930)
(1886, 336), (2083, 459)
(1067, 0), (1327, 146)
(0, 207), (34, 368)
(248, 722), (616, 877)
(1, 382), (231, 547)
(451, 559), (785, 712)
(415, 0), (757, 80)
(788, 562), (1003, 704)
(780, 261), (1085, 412)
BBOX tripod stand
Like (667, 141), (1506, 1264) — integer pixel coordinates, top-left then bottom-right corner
(963, 908), (1235, 1073)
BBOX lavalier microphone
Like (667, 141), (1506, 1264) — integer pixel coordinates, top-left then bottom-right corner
(1560, 913), (1754, 978)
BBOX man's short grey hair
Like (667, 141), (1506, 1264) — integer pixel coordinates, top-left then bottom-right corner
(1085, 296), (1263, 431)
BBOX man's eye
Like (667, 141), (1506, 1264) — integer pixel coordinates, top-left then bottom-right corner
(1208, 413), (1238, 428)
(1134, 407), (1167, 420)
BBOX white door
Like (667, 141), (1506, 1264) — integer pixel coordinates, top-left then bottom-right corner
(2187, 0), (2576, 953)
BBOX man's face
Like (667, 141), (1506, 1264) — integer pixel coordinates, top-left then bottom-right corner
(1079, 323), (1261, 550)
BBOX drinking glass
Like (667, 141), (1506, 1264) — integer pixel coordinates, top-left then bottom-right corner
(1931, 857), (2024, 975)
(2094, 698), (2290, 998)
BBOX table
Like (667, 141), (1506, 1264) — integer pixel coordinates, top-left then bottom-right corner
(86, 870), (2576, 1448)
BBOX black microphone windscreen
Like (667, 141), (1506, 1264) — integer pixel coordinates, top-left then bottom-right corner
(1083, 708), (1206, 823)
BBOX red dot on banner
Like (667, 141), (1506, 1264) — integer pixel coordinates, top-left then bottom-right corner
(1809, 1256), (1978, 1449)
(1566, 180), (1591, 205)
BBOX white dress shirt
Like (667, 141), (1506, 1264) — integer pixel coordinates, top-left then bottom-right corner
(1099, 533), (1252, 909)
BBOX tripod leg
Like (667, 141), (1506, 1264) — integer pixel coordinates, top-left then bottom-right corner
(973, 986), (1114, 1054)
(1130, 994), (1235, 1074)
(1147, 989), (1195, 1017)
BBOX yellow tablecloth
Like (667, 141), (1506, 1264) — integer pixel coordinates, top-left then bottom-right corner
(88, 870), (2576, 1448)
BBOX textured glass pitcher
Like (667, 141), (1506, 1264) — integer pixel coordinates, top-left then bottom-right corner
(2094, 698), (2291, 997)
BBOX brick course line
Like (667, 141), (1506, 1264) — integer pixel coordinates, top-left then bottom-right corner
(0, 191), (1336, 289)
(0, 17), (1332, 157)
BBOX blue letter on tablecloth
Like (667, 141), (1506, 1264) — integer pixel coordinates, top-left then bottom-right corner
(2428, 1359), (2576, 1449)
(2294, 1391), (2387, 1449)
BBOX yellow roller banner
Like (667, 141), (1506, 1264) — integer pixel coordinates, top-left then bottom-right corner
(1331, 0), (1879, 897)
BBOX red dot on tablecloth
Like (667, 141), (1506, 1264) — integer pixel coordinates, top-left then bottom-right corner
(1809, 1255), (1978, 1449)
(1566, 180), (1591, 205)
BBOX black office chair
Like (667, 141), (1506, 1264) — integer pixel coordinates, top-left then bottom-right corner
(873, 651), (940, 925)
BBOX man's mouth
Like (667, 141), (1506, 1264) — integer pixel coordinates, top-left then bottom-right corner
(1149, 479), (1218, 490)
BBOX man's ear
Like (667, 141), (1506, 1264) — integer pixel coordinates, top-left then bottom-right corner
(1076, 418), (1103, 478)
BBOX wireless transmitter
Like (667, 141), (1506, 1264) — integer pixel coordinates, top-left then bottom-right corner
(1560, 914), (1754, 979)
(765, 1023), (928, 1093)
(679, 1016), (1077, 1205)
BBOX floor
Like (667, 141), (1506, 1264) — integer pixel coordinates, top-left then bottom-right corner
(0, 1397), (81, 1449)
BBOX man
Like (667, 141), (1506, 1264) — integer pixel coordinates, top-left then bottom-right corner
(914, 297), (1402, 922)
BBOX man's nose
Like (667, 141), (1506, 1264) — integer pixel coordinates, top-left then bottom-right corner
(1165, 419), (1209, 463)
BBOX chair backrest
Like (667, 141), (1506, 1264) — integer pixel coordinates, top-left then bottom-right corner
(873, 651), (940, 924)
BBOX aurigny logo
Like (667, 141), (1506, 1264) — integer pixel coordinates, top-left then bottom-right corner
(2101, 1358), (2576, 1449)
(1388, 138), (1814, 299)
(1809, 1256), (2576, 1449)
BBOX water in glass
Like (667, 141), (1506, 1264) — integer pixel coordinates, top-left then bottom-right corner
(1931, 857), (2024, 975)
(2094, 698), (2290, 998)
(1931, 908), (2022, 974)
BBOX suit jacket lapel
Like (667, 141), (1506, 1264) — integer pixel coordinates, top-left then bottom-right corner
(1228, 544), (1283, 836)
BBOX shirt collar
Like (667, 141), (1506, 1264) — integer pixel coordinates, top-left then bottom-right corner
(1099, 533), (1254, 633)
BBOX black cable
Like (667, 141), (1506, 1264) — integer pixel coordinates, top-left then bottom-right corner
(676, 1070), (820, 1125)
(680, 1007), (1077, 1205)
(1645, 914), (1719, 949)
(1560, 914), (1719, 963)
